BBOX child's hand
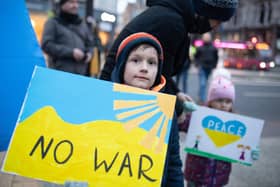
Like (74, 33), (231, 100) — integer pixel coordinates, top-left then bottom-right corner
(64, 181), (88, 187)
(183, 101), (198, 112)
(177, 92), (194, 102)
(251, 146), (260, 161)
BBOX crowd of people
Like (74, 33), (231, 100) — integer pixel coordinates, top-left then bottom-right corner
(40, 0), (261, 186)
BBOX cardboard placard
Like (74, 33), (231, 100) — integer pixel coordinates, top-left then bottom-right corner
(2, 67), (176, 187)
(184, 106), (264, 166)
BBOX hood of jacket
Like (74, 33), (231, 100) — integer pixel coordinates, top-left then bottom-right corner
(147, 0), (213, 34)
(146, 0), (196, 32)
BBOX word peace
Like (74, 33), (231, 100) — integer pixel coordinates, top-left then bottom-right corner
(202, 116), (246, 137)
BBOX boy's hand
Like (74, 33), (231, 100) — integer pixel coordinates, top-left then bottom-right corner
(64, 181), (88, 187)
(251, 146), (260, 161)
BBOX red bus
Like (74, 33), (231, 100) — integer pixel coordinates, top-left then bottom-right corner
(194, 40), (276, 71)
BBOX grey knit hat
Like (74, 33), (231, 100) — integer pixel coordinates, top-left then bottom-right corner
(193, 0), (239, 21)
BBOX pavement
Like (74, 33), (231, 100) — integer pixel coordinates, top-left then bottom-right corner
(1, 65), (280, 187)
(0, 152), (42, 187)
(227, 137), (280, 187)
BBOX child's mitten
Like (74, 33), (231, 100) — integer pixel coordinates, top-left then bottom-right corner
(251, 146), (260, 160)
(183, 101), (198, 112)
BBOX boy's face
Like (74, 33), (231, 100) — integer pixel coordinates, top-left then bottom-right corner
(123, 44), (159, 90)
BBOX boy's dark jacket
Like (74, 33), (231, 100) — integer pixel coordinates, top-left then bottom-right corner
(100, 0), (211, 97)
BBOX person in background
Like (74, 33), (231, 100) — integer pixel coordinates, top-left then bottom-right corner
(176, 56), (191, 94)
(180, 76), (260, 187)
(100, 0), (239, 119)
(88, 23), (103, 77)
(111, 32), (184, 187)
(194, 32), (218, 103)
(41, 0), (94, 76)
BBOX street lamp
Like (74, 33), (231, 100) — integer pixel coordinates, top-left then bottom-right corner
(101, 12), (116, 23)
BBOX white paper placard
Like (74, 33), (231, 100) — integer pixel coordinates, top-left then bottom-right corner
(184, 106), (264, 166)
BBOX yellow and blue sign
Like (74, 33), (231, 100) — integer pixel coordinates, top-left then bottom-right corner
(0, 0), (46, 151)
(2, 67), (176, 187)
(184, 106), (264, 166)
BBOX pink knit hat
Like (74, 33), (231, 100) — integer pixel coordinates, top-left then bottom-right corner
(207, 76), (235, 103)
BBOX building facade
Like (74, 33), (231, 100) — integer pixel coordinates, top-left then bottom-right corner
(117, 0), (146, 32)
(221, 0), (280, 59)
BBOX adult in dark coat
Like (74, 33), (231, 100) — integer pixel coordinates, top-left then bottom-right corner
(194, 32), (218, 102)
(100, 0), (238, 115)
(41, 0), (94, 76)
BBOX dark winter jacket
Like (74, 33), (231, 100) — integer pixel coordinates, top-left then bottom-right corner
(161, 114), (184, 187)
(100, 0), (212, 101)
(179, 114), (231, 186)
(185, 154), (231, 186)
(41, 13), (94, 76)
(195, 42), (218, 70)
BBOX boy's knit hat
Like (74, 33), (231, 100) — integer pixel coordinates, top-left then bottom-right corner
(207, 76), (235, 103)
(112, 32), (164, 85)
(193, 0), (239, 21)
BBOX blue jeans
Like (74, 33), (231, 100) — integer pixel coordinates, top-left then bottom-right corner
(198, 68), (212, 102)
(176, 66), (189, 93)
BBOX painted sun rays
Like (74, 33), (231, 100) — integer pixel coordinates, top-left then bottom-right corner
(113, 84), (176, 153)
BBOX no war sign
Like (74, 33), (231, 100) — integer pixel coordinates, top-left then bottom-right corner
(184, 106), (264, 166)
(2, 67), (176, 187)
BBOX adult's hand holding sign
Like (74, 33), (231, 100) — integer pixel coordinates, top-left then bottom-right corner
(0, 0), (46, 151)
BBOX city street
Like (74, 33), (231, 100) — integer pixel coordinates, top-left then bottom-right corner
(1, 65), (280, 187)
(179, 65), (280, 187)
(2, 0), (280, 186)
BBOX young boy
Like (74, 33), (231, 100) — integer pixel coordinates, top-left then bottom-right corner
(111, 32), (184, 187)
(45, 32), (183, 187)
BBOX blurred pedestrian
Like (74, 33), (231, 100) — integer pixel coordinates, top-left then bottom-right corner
(111, 32), (184, 187)
(89, 24), (103, 77)
(176, 57), (191, 93)
(41, 0), (94, 76)
(100, 0), (239, 118)
(194, 32), (218, 103)
(180, 76), (260, 187)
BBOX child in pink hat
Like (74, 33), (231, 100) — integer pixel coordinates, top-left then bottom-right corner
(206, 76), (235, 112)
(179, 76), (260, 187)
